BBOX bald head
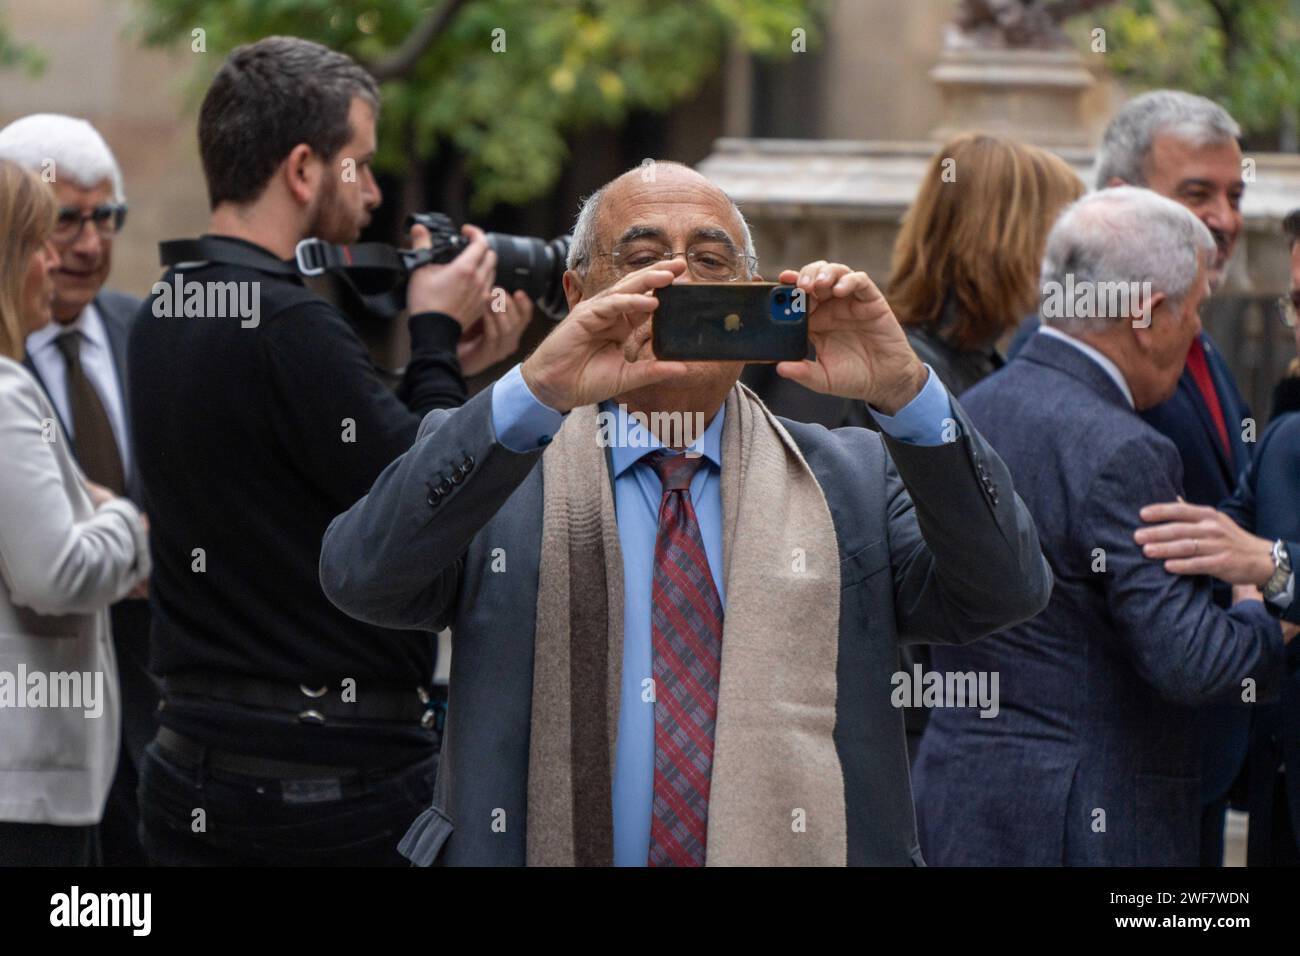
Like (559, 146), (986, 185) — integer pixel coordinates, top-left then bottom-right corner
(566, 160), (754, 279)
(559, 160), (756, 420)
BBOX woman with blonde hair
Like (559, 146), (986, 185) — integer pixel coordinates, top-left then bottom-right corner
(0, 158), (149, 865)
(889, 132), (1084, 396)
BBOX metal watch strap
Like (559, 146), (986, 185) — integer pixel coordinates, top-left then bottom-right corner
(1263, 539), (1292, 600)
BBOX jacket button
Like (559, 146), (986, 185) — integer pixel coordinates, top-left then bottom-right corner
(438, 476), (454, 495)
(463, 454), (475, 471)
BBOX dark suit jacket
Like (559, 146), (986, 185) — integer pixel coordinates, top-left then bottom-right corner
(746, 315), (1002, 761)
(1011, 317), (1253, 802)
(1218, 412), (1300, 852)
(319, 384), (1053, 865)
(913, 333), (1284, 866)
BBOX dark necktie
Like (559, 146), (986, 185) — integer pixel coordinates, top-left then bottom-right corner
(645, 449), (723, 867)
(55, 330), (126, 495)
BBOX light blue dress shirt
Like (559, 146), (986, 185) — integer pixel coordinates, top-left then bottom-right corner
(490, 362), (954, 865)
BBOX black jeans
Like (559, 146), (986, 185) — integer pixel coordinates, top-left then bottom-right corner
(138, 739), (437, 866)
(0, 821), (101, 866)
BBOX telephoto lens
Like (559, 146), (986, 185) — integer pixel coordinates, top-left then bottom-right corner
(407, 212), (571, 320)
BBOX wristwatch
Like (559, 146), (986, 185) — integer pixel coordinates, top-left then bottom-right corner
(1262, 539), (1293, 601)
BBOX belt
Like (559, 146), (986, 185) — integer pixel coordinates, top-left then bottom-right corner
(160, 672), (445, 728)
(155, 726), (365, 781)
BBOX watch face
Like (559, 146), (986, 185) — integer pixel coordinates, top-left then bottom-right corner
(1265, 541), (1292, 599)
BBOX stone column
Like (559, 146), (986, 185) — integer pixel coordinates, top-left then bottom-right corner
(929, 43), (1095, 147)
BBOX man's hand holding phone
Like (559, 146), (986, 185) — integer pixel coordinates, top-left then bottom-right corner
(773, 262), (928, 415)
(520, 259), (689, 412)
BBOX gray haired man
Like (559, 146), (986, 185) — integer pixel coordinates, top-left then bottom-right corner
(914, 186), (1296, 866)
(1094, 90), (1244, 287)
(1009, 91), (1257, 863)
(0, 113), (152, 866)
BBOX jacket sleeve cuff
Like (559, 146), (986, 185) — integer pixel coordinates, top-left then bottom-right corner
(98, 497), (152, 582)
(867, 365), (958, 446)
(490, 363), (567, 453)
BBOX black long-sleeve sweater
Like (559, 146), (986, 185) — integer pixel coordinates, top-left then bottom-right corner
(128, 238), (465, 766)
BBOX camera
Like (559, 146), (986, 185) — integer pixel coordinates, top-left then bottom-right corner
(293, 213), (571, 325)
(407, 213), (571, 322)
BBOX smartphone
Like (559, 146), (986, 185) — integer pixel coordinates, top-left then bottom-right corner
(652, 282), (807, 362)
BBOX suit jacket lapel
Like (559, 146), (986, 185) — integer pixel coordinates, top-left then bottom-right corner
(92, 294), (141, 500)
(1179, 338), (1236, 483)
(1201, 336), (1247, 476)
(94, 295), (133, 415)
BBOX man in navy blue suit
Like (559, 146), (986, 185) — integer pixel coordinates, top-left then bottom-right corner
(1008, 91), (1253, 863)
(914, 187), (1295, 866)
(1137, 210), (1300, 865)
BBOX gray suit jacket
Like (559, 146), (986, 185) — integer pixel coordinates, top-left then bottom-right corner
(913, 333), (1286, 866)
(319, 383), (1052, 865)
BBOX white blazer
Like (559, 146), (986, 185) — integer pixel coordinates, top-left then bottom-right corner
(0, 356), (149, 824)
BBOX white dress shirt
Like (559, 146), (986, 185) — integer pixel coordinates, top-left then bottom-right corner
(26, 302), (131, 477)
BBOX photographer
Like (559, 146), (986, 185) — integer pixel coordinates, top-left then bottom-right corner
(127, 36), (525, 865)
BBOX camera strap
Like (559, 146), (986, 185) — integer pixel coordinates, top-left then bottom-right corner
(159, 235), (434, 284)
(291, 237), (436, 278)
(159, 235), (301, 277)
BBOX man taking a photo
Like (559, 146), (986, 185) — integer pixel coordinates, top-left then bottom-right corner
(129, 35), (525, 865)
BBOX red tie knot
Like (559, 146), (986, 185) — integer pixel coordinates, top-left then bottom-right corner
(646, 449), (703, 492)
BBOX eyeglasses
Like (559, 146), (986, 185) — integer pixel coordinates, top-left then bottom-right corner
(52, 203), (127, 245)
(1276, 291), (1300, 329)
(592, 242), (757, 281)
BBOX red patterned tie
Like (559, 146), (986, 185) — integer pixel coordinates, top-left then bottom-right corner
(645, 449), (723, 867)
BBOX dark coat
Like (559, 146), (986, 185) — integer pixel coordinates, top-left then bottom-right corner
(913, 333), (1284, 866)
(319, 384), (1053, 865)
(1218, 412), (1300, 858)
(1011, 317), (1254, 802)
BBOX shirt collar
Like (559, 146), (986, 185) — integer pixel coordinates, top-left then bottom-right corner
(1037, 324), (1135, 408)
(603, 399), (726, 478)
(27, 300), (107, 354)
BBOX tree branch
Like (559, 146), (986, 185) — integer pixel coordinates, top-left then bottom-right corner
(1205, 0), (1240, 70)
(365, 0), (474, 83)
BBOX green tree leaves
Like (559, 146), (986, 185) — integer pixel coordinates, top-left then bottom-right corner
(1068, 0), (1300, 147)
(130, 0), (819, 209)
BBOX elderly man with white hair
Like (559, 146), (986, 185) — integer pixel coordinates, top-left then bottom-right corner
(1007, 91), (1258, 863)
(913, 186), (1297, 867)
(0, 113), (153, 866)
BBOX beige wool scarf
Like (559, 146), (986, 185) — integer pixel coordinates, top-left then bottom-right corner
(527, 382), (846, 866)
